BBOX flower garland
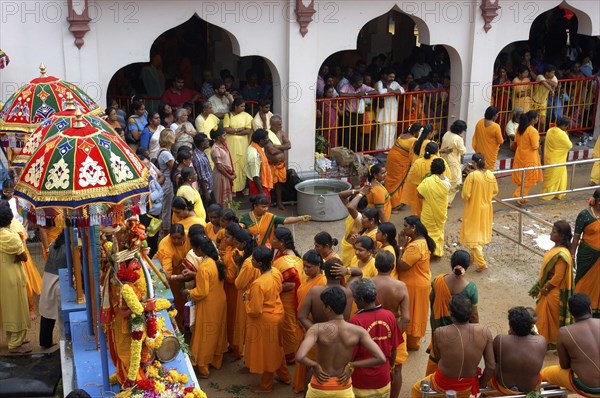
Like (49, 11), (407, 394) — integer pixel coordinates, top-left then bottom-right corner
(155, 298), (172, 312)
(145, 317), (166, 350)
(116, 362), (207, 398)
(121, 283), (145, 386)
(122, 284), (144, 316)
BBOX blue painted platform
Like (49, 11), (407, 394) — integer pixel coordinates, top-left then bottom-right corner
(61, 258), (198, 397)
(58, 268), (86, 339)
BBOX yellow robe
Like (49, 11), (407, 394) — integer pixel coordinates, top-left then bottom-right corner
(385, 136), (417, 209)
(153, 235), (190, 330)
(350, 256), (377, 278)
(381, 244), (398, 279)
(406, 155), (451, 216)
(176, 185), (207, 222)
(188, 255), (228, 373)
(244, 268), (286, 374)
(341, 214), (363, 267)
(224, 111), (253, 192)
(272, 254), (303, 359)
(512, 126), (543, 197)
(0, 227), (29, 333)
(440, 131), (466, 203)
(472, 118), (504, 171)
(460, 169), (498, 247)
(589, 136), (600, 184)
(417, 175), (449, 257)
(398, 238), (431, 343)
(233, 257), (261, 356)
(10, 219), (42, 313)
(541, 126), (572, 200)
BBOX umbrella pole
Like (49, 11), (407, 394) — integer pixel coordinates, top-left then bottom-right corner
(89, 226), (110, 392)
(83, 229), (98, 346)
(79, 227), (94, 336)
(64, 221), (73, 284)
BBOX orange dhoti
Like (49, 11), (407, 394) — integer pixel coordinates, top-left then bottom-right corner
(306, 376), (354, 398)
(412, 369), (480, 398)
(486, 374), (542, 396)
(541, 366), (600, 398)
(270, 162), (287, 184)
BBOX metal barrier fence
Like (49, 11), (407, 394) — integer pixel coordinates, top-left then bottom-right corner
(492, 157), (600, 256)
(316, 89), (449, 154)
(491, 77), (599, 137)
(110, 96), (260, 121)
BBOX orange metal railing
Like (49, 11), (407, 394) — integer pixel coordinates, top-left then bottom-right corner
(316, 89), (450, 154)
(490, 77), (598, 136)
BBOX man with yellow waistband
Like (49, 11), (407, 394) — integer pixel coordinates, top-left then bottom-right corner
(541, 293), (600, 398)
(487, 306), (546, 396)
(296, 286), (386, 398)
(411, 295), (495, 398)
(371, 250), (410, 397)
(265, 114), (291, 210)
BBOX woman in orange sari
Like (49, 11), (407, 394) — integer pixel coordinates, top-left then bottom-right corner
(401, 81), (426, 132)
(222, 223), (241, 349)
(397, 215), (435, 350)
(375, 222), (400, 279)
(512, 66), (532, 113)
(366, 163), (392, 223)
(171, 196), (206, 233)
(571, 189), (600, 318)
(239, 194), (310, 247)
(313, 232), (341, 263)
(182, 234), (228, 378)
(271, 227), (303, 363)
(153, 223), (190, 330)
(219, 209), (239, 254)
(292, 250), (326, 393)
(531, 220), (573, 349)
(204, 204), (223, 244)
(385, 123), (420, 212)
(512, 111), (542, 205)
(232, 228), (260, 358)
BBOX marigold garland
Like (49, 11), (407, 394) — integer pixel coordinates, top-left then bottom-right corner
(121, 284), (144, 316)
(156, 298), (172, 311)
(126, 338), (143, 382)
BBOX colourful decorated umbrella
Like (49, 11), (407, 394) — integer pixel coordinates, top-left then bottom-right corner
(15, 109), (151, 213)
(0, 64), (103, 135)
(12, 93), (119, 168)
(0, 49), (9, 69)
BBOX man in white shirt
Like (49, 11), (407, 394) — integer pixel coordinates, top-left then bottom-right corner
(208, 80), (233, 120)
(505, 107), (522, 149)
(411, 52), (432, 80)
(375, 68), (405, 150)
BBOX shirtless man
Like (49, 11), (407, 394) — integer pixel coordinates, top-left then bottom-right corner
(264, 115), (291, 210)
(371, 250), (410, 398)
(412, 295), (495, 398)
(489, 306), (546, 395)
(541, 293), (600, 396)
(296, 286), (386, 398)
(298, 258), (354, 329)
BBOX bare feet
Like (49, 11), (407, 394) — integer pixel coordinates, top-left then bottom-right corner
(476, 266), (488, 273)
(9, 345), (32, 354)
(277, 203), (285, 211)
(250, 385), (272, 393)
(237, 366), (249, 374)
(30, 312), (37, 321)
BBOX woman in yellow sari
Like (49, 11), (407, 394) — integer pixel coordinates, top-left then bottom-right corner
(541, 118), (572, 200)
(271, 227), (303, 363)
(571, 189), (600, 318)
(239, 194), (310, 247)
(417, 158), (450, 257)
(397, 215), (435, 350)
(292, 250), (326, 393)
(512, 66), (532, 112)
(406, 142), (451, 216)
(530, 220), (573, 349)
(175, 167), (206, 221)
(375, 222), (399, 279)
(171, 196), (206, 232)
(512, 111), (542, 205)
(222, 223), (240, 350)
(386, 123), (419, 211)
(337, 188), (369, 267)
(153, 223), (190, 330)
(223, 98), (253, 193)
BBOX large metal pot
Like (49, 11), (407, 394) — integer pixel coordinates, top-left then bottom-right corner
(295, 179), (352, 221)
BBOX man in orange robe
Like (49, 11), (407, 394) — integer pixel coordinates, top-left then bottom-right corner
(472, 106), (504, 170)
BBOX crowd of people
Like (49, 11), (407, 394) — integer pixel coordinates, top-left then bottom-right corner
(1, 113), (599, 397)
